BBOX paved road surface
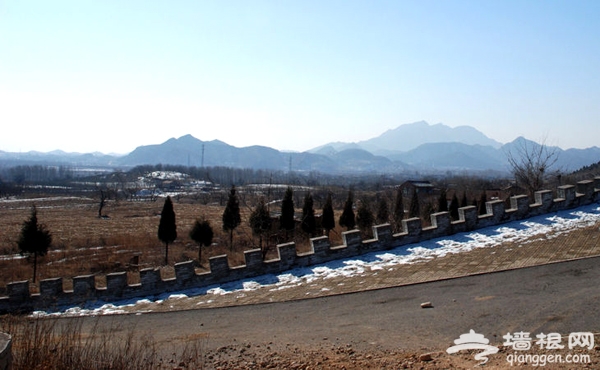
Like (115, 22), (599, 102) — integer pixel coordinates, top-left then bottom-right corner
(72, 256), (600, 353)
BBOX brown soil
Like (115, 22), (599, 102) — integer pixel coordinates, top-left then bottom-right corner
(0, 195), (345, 291)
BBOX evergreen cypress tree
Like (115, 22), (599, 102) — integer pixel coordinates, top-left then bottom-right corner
(279, 186), (295, 238)
(301, 192), (316, 236)
(479, 192), (488, 215)
(339, 190), (355, 230)
(158, 196), (177, 265)
(222, 186), (241, 250)
(461, 191), (469, 208)
(409, 189), (420, 219)
(356, 201), (375, 234)
(449, 193), (460, 220)
(423, 200), (436, 223)
(18, 205), (52, 283)
(438, 188), (448, 212)
(249, 197), (272, 256)
(189, 217), (213, 264)
(322, 192), (335, 237)
(376, 197), (390, 224)
(393, 187), (405, 232)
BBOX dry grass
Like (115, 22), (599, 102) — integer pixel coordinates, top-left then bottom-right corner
(0, 315), (207, 370)
(0, 195), (347, 292)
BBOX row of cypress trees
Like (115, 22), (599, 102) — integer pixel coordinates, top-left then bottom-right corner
(157, 185), (409, 265)
(16, 185), (491, 283)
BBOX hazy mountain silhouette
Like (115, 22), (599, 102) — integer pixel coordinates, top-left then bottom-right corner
(116, 134), (345, 172)
(390, 142), (506, 171)
(2, 123), (599, 175)
(310, 121), (502, 155)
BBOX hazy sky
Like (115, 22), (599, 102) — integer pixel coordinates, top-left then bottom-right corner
(1, 0), (599, 154)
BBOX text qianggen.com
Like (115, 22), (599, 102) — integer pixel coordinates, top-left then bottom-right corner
(506, 352), (591, 367)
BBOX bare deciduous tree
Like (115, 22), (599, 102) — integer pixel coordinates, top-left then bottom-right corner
(97, 185), (110, 218)
(505, 137), (560, 197)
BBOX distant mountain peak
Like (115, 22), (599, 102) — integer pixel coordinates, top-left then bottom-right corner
(3, 128), (600, 175)
(178, 133), (198, 141)
(354, 121), (502, 153)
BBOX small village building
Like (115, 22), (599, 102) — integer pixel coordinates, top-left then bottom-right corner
(399, 180), (435, 197)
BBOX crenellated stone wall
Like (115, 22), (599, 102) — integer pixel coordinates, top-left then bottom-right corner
(1, 178), (600, 314)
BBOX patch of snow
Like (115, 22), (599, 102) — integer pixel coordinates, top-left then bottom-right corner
(30, 204), (600, 318)
(0, 196), (90, 204)
(167, 294), (188, 300)
(207, 287), (230, 296)
(147, 171), (188, 180)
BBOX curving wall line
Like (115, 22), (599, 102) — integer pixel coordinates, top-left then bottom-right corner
(1, 179), (599, 314)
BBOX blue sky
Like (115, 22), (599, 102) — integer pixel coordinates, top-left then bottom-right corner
(1, 0), (599, 154)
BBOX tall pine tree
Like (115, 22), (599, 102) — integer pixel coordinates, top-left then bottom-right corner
(339, 190), (355, 230)
(158, 196), (177, 265)
(393, 187), (405, 232)
(18, 205), (52, 282)
(222, 186), (241, 250)
(189, 217), (213, 264)
(249, 197), (272, 256)
(438, 188), (448, 212)
(449, 193), (460, 220)
(461, 191), (469, 208)
(301, 192), (316, 236)
(376, 197), (390, 225)
(479, 192), (488, 215)
(322, 192), (335, 237)
(409, 189), (420, 219)
(279, 186), (295, 239)
(356, 201), (375, 235)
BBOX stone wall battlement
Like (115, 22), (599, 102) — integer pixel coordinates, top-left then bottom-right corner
(2, 178), (599, 314)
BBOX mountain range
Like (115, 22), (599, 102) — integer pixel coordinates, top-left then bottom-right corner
(2, 121), (599, 176)
(311, 120), (502, 156)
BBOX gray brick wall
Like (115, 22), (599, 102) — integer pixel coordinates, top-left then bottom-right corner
(0, 178), (598, 314)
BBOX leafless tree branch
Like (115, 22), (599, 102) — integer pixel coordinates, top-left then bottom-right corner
(505, 136), (560, 196)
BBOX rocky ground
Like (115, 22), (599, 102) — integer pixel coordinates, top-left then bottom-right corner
(200, 343), (600, 369)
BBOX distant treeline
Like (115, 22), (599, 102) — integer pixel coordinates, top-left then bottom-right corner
(126, 164), (406, 189)
(570, 160), (600, 180)
(0, 165), (75, 184)
(0, 163), (405, 194)
(0, 163), (518, 198)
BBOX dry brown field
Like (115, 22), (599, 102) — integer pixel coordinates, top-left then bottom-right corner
(0, 193), (347, 293)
